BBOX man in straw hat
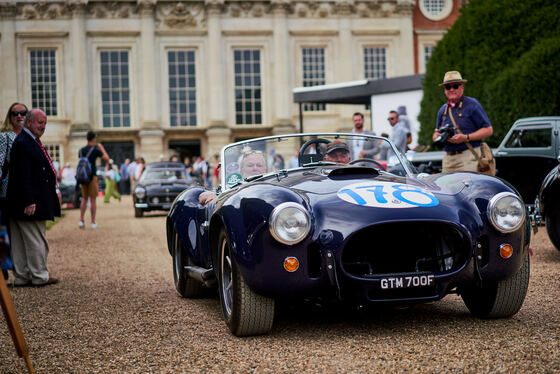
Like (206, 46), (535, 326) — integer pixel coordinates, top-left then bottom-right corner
(432, 71), (493, 172)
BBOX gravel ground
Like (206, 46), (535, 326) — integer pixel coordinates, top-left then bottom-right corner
(1, 195), (559, 373)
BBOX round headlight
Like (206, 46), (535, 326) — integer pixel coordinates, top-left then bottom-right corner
(135, 187), (146, 199)
(488, 192), (525, 233)
(269, 202), (311, 245)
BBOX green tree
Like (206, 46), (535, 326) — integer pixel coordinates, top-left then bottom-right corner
(418, 0), (560, 147)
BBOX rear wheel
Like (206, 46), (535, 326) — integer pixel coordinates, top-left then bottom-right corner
(172, 230), (206, 298)
(134, 207), (144, 218)
(217, 229), (275, 336)
(545, 206), (560, 251)
(461, 253), (530, 318)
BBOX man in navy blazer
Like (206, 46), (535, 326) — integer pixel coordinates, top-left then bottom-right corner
(7, 109), (60, 286)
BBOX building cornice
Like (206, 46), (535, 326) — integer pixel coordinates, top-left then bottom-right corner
(289, 30), (339, 37)
(222, 30), (273, 37)
(86, 30), (141, 37)
(352, 30), (401, 36)
(16, 31), (70, 38)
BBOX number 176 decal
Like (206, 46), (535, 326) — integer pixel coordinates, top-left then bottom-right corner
(337, 181), (439, 208)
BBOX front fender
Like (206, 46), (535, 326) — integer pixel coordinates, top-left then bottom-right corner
(537, 165), (560, 216)
(215, 184), (308, 287)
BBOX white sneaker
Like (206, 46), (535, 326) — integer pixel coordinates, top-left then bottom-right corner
(91, 223), (98, 229)
(78, 221), (85, 229)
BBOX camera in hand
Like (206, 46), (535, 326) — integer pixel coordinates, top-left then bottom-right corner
(433, 124), (455, 148)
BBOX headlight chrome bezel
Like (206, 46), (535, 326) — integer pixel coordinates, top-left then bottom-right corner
(269, 202), (311, 245)
(488, 192), (526, 233)
(135, 187), (146, 199)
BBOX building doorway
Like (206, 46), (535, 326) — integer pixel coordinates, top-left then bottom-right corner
(168, 139), (201, 164)
(100, 141), (135, 166)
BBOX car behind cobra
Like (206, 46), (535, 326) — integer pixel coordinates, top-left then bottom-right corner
(166, 133), (530, 336)
(133, 162), (193, 217)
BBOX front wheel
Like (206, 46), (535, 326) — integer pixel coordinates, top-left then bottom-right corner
(545, 207), (560, 251)
(172, 230), (207, 298)
(461, 253), (530, 318)
(217, 229), (274, 336)
(134, 207), (144, 218)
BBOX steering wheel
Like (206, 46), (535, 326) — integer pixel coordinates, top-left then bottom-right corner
(298, 138), (331, 166)
(349, 158), (385, 170)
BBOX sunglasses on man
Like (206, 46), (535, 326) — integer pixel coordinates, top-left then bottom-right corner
(444, 84), (462, 91)
(387, 117), (397, 121)
(11, 110), (27, 117)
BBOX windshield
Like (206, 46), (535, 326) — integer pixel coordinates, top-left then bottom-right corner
(220, 133), (416, 189)
(141, 168), (187, 182)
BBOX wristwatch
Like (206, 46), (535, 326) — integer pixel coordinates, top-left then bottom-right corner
(466, 134), (470, 142)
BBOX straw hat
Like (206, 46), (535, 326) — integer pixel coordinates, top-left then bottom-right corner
(438, 71), (467, 87)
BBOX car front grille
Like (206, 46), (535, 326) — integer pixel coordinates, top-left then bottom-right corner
(149, 194), (175, 204)
(341, 221), (470, 277)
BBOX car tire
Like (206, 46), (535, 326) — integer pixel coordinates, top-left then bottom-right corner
(134, 207), (144, 218)
(217, 229), (275, 336)
(172, 230), (207, 298)
(545, 207), (560, 251)
(461, 253), (530, 318)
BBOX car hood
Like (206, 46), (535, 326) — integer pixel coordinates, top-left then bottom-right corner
(264, 166), (470, 197)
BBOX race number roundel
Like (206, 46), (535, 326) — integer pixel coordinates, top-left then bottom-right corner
(337, 181), (439, 208)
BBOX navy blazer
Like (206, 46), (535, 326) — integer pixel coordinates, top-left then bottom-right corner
(7, 130), (60, 221)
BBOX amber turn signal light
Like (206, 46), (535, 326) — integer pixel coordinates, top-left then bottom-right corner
(499, 244), (514, 259)
(283, 257), (299, 272)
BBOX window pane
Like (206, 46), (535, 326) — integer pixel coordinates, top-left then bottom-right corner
(167, 50), (197, 127)
(100, 50), (130, 128)
(233, 49), (262, 125)
(29, 49), (58, 116)
(302, 47), (326, 112)
(364, 47), (387, 80)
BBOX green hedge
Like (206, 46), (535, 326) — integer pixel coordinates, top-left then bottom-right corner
(418, 0), (560, 147)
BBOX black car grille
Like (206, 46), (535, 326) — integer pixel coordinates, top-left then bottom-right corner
(341, 221), (470, 277)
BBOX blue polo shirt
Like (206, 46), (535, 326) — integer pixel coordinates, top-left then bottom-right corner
(435, 96), (491, 152)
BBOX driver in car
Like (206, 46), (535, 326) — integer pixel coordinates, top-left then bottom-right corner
(240, 149), (267, 178)
(323, 141), (351, 164)
(199, 148), (268, 205)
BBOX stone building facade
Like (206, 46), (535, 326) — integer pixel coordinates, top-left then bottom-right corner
(0, 0), (463, 167)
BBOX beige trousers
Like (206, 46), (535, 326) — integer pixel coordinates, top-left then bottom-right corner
(442, 146), (480, 173)
(10, 218), (50, 285)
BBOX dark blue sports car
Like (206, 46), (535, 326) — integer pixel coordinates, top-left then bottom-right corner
(166, 133), (530, 336)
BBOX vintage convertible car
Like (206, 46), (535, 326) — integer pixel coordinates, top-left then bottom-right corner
(133, 161), (192, 217)
(166, 133), (530, 336)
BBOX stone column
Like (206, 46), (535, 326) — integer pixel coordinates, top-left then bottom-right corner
(335, 0), (354, 127)
(206, 124), (231, 159)
(336, 0), (353, 83)
(205, 0), (226, 127)
(69, 0), (90, 128)
(138, 129), (165, 163)
(139, 0), (159, 129)
(0, 3), (18, 106)
(137, 0), (163, 161)
(271, 0), (293, 128)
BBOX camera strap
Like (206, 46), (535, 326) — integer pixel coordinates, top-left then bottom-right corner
(447, 107), (482, 162)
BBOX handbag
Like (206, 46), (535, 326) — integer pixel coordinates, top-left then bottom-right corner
(448, 109), (496, 176)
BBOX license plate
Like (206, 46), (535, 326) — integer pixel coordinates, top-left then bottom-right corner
(380, 274), (435, 290)
(162, 203), (171, 210)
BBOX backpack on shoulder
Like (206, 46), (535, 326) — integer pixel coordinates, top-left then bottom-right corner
(75, 147), (96, 185)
